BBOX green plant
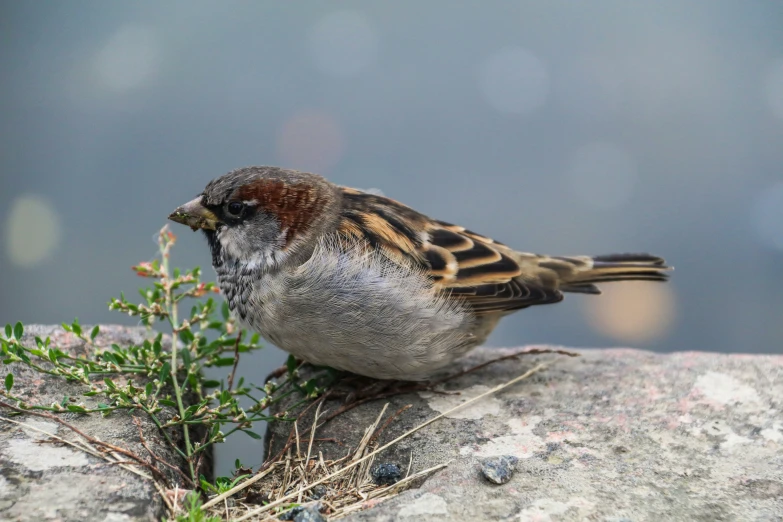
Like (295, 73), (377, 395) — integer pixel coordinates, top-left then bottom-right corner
(0, 226), (326, 489)
(165, 491), (222, 522)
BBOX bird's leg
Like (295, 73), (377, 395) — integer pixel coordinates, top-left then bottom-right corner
(342, 379), (398, 405)
(264, 358), (304, 383)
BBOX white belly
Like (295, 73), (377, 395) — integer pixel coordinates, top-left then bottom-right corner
(235, 238), (478, 380)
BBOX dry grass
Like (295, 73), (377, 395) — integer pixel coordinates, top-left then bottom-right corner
(194, 361), (551, 521)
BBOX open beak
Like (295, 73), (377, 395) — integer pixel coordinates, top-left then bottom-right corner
(168, 197), (220, 231)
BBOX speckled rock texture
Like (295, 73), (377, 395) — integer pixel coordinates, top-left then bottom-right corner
(266, 347), (783, 522)
(0, 325), (187, 522)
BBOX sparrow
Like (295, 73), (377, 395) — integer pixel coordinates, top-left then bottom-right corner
(169, 166), (671, 381)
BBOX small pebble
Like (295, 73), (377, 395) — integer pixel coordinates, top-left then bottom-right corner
(371, 463), (402, 485)
(244, 490), (269, 505)
(480, 455), (518, 485)
(293, 506), (326, 522)
(279, 503), (325, 522)
(309, 484), (328, 500)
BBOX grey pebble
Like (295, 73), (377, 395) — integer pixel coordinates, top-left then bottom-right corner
(293, 506), (326, 522)
(480, 455), (519, 485)
(309, 484), (328, 500)
(371, 462), (402, 485)
(279, 504), (325, 522)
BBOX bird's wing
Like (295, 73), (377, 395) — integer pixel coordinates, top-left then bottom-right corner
(336, 188), (564, 314)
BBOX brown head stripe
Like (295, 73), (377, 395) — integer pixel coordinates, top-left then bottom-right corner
(236, 179), (327, 246)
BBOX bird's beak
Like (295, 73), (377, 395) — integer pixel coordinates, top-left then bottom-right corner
(168, 197), (220, 231)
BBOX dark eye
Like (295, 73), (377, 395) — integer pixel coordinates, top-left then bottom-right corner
(226, 201), (245, 217)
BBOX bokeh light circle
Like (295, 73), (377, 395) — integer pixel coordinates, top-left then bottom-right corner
(584, 281), (676, 344)
(277, 110), (344, 174)
(6, 194), (62, 267)
(310, 11), (378, 78)
(479, 47), (549, 115)
(93, 25), (160, 92)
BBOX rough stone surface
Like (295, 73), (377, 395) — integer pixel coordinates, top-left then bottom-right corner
(0, 325), (188, 522)
(266, 347), (783, 521)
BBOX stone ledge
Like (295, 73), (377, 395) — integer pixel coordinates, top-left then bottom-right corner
(266, 347), (783, 521)
(0, 325), (188, 522)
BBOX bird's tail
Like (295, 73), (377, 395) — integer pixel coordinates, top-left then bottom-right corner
(537, 253), (672, 295)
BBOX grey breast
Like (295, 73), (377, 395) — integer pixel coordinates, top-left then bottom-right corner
(242, 236), (479, 380)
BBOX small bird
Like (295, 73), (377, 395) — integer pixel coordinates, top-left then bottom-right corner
(169, 166), (671, 381)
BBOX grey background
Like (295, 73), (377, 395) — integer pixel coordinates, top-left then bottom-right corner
(2, 1), (783, 476)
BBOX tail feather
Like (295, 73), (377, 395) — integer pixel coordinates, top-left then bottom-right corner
(554, 252), (672, 294)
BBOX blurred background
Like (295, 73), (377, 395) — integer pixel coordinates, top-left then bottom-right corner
(2, 1), (783, 475)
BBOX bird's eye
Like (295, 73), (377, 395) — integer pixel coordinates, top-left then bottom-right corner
(227, 201), (245, 216)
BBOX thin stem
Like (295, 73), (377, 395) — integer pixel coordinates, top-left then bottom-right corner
(0, 394), (120, 414)
(161, 235), (196, 483)
(143, 407), (191, 462)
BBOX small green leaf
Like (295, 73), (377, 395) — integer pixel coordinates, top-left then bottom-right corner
(221, 302), (230, 321)
(158, 362), (171, 383)
(66, 404), (87, 413)
(213, 357), (236, 367)
(202, 380), (221, 388)
(179, 329), (195, 344)
(4, 373), (13, 392)
(13, 322), (23, 340)
(159, 398), (176, 407)
(242, 430), (262, 440)
(97, 403), (110, 409)
(286, 354), (298, 374)
(90, 325), (100, 341)
(71, 320), (81, 337)
(4, 324), (11, 339)
(13, 347), (30, 364)
(145, 382), (153, 396)
(181, 348), (192, 367)
(182, 404), (199, 420)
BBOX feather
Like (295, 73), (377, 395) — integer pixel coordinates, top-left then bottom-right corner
(337, 188), (672, 315)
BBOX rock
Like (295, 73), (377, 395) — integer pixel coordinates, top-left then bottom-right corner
(293, 506), (327, 522)
(480, 455), (518, 484)
(372, 462), (402, 485)
(0, 325), (190, 522)
(265, 346), (783, 521)
(279, 503), (325, 522)
(309, 484), (328, 499)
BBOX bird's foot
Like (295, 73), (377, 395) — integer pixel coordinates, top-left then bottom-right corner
(264, 358), (304, 383)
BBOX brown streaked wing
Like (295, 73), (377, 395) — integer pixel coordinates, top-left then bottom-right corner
(336, 188), (563, 314)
